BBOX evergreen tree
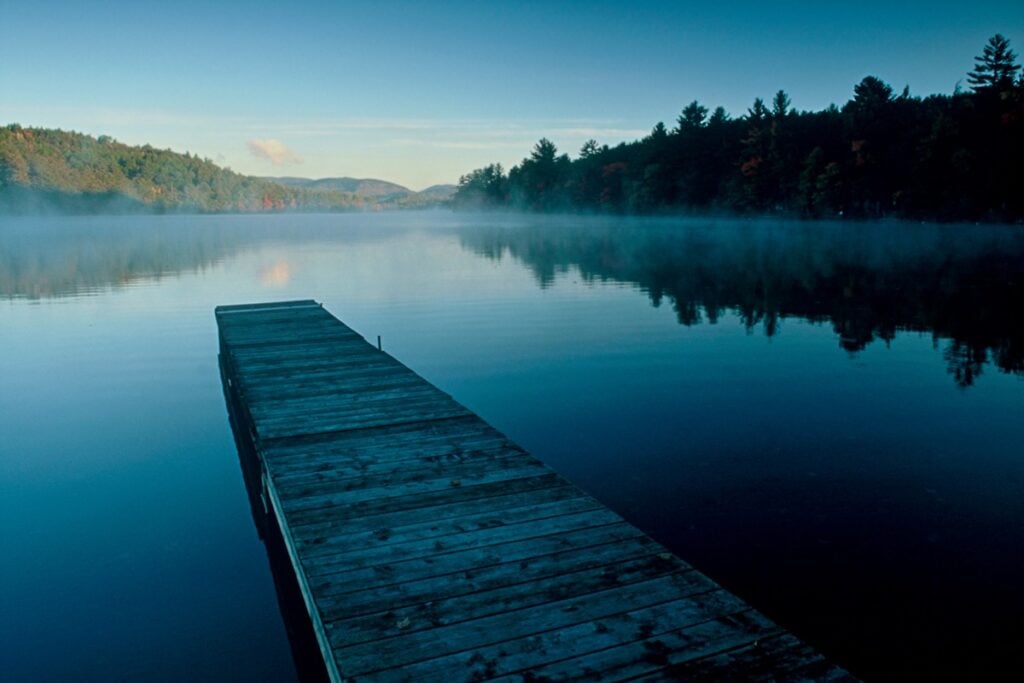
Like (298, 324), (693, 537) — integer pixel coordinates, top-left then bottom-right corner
(737, 97), (772, 210)
(771, 90), (791, 119)
(851, 76), (894, 110)
(967, 34), (1021, 91)
(513, 138), (570, 210)
(673, 101), (710, 204)
(708, 106), (730, 126)
(747, 98), (770, 123)
(579, 139), (600, 159)
(648, 122), (668, 142)
(677, 101), (709, 132)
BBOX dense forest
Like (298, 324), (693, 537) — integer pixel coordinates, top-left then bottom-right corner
(454, 35), (1024, 222)
(0, 127), (451, 214)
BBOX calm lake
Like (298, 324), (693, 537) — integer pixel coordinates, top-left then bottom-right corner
(1, 211), (1022, 681)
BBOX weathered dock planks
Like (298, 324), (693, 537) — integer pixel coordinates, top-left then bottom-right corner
(217, 300), (852, 682)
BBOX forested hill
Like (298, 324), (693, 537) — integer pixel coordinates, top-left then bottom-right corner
(0, 127), (451, 214)
(454, 34), (1024, 222)
(267, 176), (457, 208)
(268, 176), (411, 198)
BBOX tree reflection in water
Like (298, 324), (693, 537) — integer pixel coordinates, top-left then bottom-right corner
(459, 217), (1024, 387)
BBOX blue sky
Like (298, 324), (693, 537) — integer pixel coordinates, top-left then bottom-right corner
(2, 1), (1022, 189)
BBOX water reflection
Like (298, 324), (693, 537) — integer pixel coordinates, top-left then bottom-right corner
(4, 214), (1021, 390)
(457, 217), (1024, 387)
(0, 217), (241, 298)
(260, 260), (293, 287)
(0, 214), (419, 299)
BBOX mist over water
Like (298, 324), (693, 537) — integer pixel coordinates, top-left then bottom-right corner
(6, 212), (1019, 387)
(2, 211), (1022, 681)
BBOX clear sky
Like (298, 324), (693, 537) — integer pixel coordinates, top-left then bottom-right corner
(1, 1), (1022, 189)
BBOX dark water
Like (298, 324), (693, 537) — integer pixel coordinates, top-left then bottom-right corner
(1, 212), (1022, 681)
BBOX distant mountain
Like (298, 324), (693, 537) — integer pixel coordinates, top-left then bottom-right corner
(415, 184), (458, 201)
(0, 125), (453, 214)
(268, 176), (413, 200)
(267, 177), (456, 206)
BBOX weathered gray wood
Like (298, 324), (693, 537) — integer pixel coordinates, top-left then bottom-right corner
(272, 442), (531, 493)
(286, 472), (570, 528)
(295, 495), (604, 563)
(248, 383), (460, 424)
(385, 595), (767, 682)
(257, 403), (473, 440)
(230, 355), (398, 382)
(330, 571), (717, 676)
(217, 311), (350, 330)
(269, 443), (518, 488)
(231, 350), (382, 376)
(310, 523), (651, 594)
(323, 553), (690, 647)
(296, 420), (512, 453)
(301, 508), (626, 574)
(498, 610), (776, 682)
(216, 306), (335, 322)
(251, 394), (465, 429)
(218, 315), (360, 351)
(627, 632), (855, 682)
(222, 330), (363, 350)
(277, 461), (548, 512)
(262, 415), (509, 463)
(275, 451), (539, 506)
(226, 333), (372, 355)
(250, 399), (462, 438)
(313, 534), (663, 606)
(292, 482), (585, 545)
(216, 300), (849, 682)
(241, 367), (417, 400)
(215, 299), (318, 313)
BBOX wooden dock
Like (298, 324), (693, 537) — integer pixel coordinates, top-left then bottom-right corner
(216, 300), (851, 682)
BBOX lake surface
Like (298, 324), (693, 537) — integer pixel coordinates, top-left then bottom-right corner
(1, 211), (1022, 682)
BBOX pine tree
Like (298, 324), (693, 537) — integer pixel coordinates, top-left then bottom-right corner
(648, 122), (668, 142)
(967, 34), (1020, 91)
(578, 139), (600, 159)
(676, 101), (708, 132)
(771, 90), (791, 118)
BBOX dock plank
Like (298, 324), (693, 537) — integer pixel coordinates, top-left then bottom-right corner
(216, 300), (851, 682)
(296, 495), (605, 565)
(300, 508), (627, 575)
(287, 472), (572, 529)
(322, 553), (690, 647)
(312, 534), (663, 606)
(293, 483), (587, 546)
(329, 571), (716, 676)
(391, 594), (765, 682)
(309, 524), (651, 596)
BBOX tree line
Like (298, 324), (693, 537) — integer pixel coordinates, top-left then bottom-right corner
(454, 35), (1024, 222)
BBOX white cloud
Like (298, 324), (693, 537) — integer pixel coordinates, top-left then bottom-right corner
(246, 138), (303, 165)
